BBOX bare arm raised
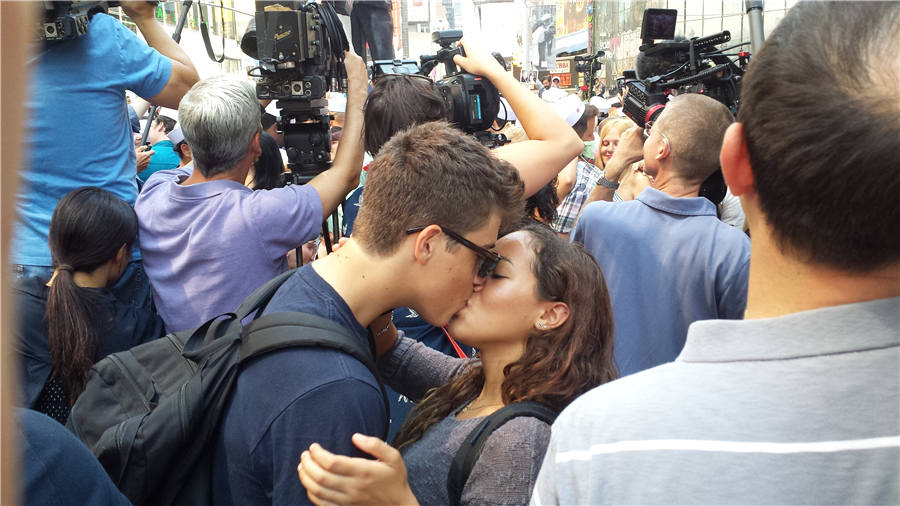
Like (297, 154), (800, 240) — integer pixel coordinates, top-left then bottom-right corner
(308, 51), (367, 220)
(120, 1), (200, 108)
(454, 37), (583, 198)
(585, 126), (646, 204)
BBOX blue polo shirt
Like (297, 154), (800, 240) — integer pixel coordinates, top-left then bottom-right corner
(572, 187), (750, 376)
(212, 264), (386, 506)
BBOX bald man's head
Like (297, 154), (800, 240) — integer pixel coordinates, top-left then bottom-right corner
(653, 94), (733, 182)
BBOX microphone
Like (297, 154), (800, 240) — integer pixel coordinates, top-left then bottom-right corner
(635, 36), (688, 80)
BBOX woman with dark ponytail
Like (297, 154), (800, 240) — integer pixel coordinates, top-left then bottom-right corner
(14, 187), (164, 424)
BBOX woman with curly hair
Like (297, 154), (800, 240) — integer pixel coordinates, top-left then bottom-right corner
(297, 221), (616, 505)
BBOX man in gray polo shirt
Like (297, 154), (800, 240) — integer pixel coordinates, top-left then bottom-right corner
(532, 3), (899, 504)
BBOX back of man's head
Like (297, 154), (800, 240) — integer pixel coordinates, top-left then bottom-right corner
(178, 74), (261, 177)
(353, 121), (525, 256)
(739, 1), (900, 271)
(364, 75), (446, 156)
(654, 93), (733, 182)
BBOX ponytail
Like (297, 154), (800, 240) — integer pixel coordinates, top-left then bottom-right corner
(46, 264), (102, 404)
(45, 187), (138, 404)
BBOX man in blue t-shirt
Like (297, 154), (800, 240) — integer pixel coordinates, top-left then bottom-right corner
(13, 1), (198, 307)
(212, 121), (526, 506)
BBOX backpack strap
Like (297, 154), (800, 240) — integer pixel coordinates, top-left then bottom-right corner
(447, 401), (558, 506)
(238, 311), (390, 432)
(184, 269), (299, 353)
(234, 268), (298, 320)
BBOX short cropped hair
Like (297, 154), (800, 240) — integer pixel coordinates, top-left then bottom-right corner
(654, 94), (733, 182)
(739, 1), (900, 271)
(178, 74), (261, 177)
(353, 121), (525, 255)
(363, 75), (447, 156)
(572, 104), (599, 138)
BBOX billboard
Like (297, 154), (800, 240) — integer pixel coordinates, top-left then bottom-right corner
(529, 4), (556, 70)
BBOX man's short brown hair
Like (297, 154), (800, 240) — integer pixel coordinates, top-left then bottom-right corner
(739, 1), (899, 271)
(654, 93), (733, 182)
(572, 104), (599, 138)
(363, 75), (446, 156)
(353, 121), (525, 256)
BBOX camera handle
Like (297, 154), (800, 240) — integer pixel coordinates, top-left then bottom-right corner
(140, 0), (193, 147)
(745, 0), (765, 54)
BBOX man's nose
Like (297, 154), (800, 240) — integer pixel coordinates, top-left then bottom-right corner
(472, 270), (487, 291)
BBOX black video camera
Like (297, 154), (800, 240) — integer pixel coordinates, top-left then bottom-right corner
(373, 30), (507, 146)
(38, 1), (120, 41)
(621, 8), (750, 130)
(241, 0), (348, 185)
(573, 50), (605, 98)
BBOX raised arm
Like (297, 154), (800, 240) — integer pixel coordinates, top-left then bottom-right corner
(453, 37), (583, 198)
(585, 126), (645, 204)
(120, 1), (200, 108)
(308, 51), (367, 220)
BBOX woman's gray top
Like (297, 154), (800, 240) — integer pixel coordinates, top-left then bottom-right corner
(378, 336), (552, 505)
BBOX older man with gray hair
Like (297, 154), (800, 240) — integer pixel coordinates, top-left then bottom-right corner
(136, 53), (367, 332)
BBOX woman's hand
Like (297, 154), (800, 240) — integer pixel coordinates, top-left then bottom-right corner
(343, 51), (368, 105)
(298, 433), (419, 506)
(452, 36), (505, 80)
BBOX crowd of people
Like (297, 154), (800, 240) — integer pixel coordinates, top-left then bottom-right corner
(9, 1), (898, 505)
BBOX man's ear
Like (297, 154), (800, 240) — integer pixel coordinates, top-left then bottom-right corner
(250, 131), (262, 157)
(654, 134), (671, 161)
(720, 122), (755, 196)
(536, 302), (569, 330)
(412, 225), (443, 266)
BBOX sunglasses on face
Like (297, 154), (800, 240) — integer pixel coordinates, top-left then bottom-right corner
(406, 226), (502, 278)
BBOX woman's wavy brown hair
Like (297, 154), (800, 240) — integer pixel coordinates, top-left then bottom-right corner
(393, 221), (616, 449)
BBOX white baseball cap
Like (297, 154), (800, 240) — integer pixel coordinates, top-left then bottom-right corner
(551, 94), (586, 127)
(167, 125), (184, 145)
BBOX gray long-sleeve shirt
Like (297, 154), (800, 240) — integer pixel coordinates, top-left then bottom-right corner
(379, 337), (551, 505)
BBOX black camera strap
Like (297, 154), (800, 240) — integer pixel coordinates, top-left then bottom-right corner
(199, 0), (226, 63)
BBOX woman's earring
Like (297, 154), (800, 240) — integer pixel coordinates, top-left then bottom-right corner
(536, 321), (546, 330)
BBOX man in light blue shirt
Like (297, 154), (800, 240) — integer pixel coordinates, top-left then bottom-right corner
(572, 94), (750, 376)
(13, 2), (198, 307)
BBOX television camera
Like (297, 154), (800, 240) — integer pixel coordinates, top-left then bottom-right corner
(372, 30), (510, 148)
(573, 50), (604, 100)
(37, 1), (120, 41)
(621, 8), (751, 130)
(241, 0), (348, 186)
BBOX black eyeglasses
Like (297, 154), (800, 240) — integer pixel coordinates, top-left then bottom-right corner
(406, 226), (502, 278)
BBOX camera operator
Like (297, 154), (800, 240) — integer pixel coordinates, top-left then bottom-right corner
(135, 53), (367, 333)
(359, 36), (582, 202)
(572, 93), (750, 377)
(13, 1), (199, 309)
